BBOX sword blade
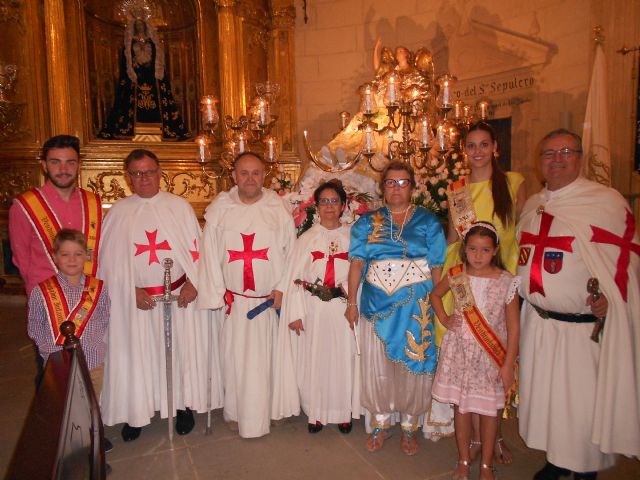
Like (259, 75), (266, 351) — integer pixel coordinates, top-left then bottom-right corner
(206, 314), (212, 435)
(163, 301), (174, 442)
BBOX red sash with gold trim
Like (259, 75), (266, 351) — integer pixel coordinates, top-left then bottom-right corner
(446, 178), (476, 238)
(448, 264), (506, 367)
(40, 275), (104, 346)
(79, 190), (102, 276)
(16, 188), (102, 276)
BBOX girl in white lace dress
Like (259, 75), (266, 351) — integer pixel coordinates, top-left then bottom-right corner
(431, 222), (520, 480)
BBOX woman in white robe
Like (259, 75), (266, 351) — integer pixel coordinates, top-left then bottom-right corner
(278, 180), (361, 433)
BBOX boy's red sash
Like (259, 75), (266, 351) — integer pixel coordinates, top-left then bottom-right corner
(40, 275), (104, 346)
(448, 264), (506, 367)
(16, 188), (102, 276)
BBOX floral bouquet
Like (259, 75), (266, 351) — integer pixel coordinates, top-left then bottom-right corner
(269, 166), (378, 237)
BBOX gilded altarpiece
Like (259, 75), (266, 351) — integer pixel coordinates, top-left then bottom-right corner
(0, 0), (299, 283)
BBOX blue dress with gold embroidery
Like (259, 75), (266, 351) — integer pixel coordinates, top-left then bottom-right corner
(349, 206), (446, 375)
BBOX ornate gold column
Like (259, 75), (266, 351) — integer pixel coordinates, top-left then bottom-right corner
(44, 0), (72, 135)
(269, 1), (298, 159)
(215, 0), (246, 121)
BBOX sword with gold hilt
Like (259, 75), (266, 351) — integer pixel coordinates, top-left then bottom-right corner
(154, 258), (180, 442)
(587, 277), (605, 343)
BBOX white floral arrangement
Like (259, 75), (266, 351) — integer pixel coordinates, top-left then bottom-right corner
(269, 165), (379, 237)
(412, 152), (471, 220)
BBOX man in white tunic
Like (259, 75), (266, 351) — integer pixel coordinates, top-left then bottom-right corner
(198, 152), (295, 438)
(517, 129), (640, 480)
(100, 149), (223, 442)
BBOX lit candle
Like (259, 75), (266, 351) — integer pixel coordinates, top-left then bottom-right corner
(449, 127), (457, 144)
(437, 125), (446, 150)
(442, 80), (450, 106)
(388, 75), (396, 105)
(198, 136), (207, 163)
(365, 125), (374, 152)
(258, 100), (267, 125)
(478, 100), (489, 120)
(238, 134), (246, 153)
(421, 119), (430, 147)
(454, 101), (464, 119)
(463, 104), (472, 119)
(267, 137), (276, 161)
(364, 86), (372, 113)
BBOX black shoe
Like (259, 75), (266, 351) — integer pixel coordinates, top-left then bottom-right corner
(308, 421), (323, 433)
(176, 408), (195, 435)
(533, 462), (571, 480)
(574, 473), (597, 480)
(338, 421), (353, 434)
(104, 437), (113, 452)
(121, 423), (142, 442)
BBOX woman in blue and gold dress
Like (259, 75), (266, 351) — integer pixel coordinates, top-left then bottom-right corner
(345, 161), (446, 456)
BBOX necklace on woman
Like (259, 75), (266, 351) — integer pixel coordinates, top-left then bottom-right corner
(388, 205), (411, 242)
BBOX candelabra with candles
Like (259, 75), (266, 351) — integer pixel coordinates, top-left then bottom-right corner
(196, 82), (284, 180)
(303, 52), (492, 177)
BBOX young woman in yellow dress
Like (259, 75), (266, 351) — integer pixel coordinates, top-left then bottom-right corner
(440, 121), (526, 465)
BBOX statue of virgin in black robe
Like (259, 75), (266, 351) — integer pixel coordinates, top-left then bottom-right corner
(98, 18), (191, 141)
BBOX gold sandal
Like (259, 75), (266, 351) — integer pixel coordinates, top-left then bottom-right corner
(366, 427), (391, 453)
(401, 429), (418, 456)
(480, 463), (497, 479)
(452, 459), (470, 480)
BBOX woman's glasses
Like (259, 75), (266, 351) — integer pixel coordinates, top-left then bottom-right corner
(383, 178), (411, 188)
(317, 198), (342, 205)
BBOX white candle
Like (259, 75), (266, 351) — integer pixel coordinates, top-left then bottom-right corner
(388, 75), (396, 105)
(267, 138), (275, 161)
(437, 125), (446, 150)
(365, 125), (373, 152)
(258, 100), (267, 125)
(238, 135), (246, 153)
(442, 80), (450, 106)
(454, 101), (463, 119)
(421, 119), (430, 147)
(478, 101), (489, 119)
(198, 137), (207, 163)
(363, 86), (372, 114)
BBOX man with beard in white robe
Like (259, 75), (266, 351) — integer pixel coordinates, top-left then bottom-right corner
(198, 152), (295, 438)
(517, 129), (640, 480)
(100, 149), (223, 442)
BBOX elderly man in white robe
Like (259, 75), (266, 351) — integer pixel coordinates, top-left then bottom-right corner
(517, 129), (640, 480)
(100, 149), (223, 442)
(198, 152), (296, 439)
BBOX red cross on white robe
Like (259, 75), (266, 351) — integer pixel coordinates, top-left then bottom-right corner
(228, 233), (269, 292)
(134, 229), (171, 265)
(189, 239), (199, 262)
(590, 209), (640, 302)
(311, 250), (349, 288)
(520, 211), (575, 296)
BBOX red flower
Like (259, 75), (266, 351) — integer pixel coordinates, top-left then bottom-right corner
(354, 201), (370, 215)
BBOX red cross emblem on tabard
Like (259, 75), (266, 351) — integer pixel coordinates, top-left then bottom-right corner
(228, 233), (269, 292)
(590, 209), (640, 302)
(310, 250), (349, 288)
(134, 229), (171, 265)
(189, 239), (200, 262)
(519, 212), (575, 296)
